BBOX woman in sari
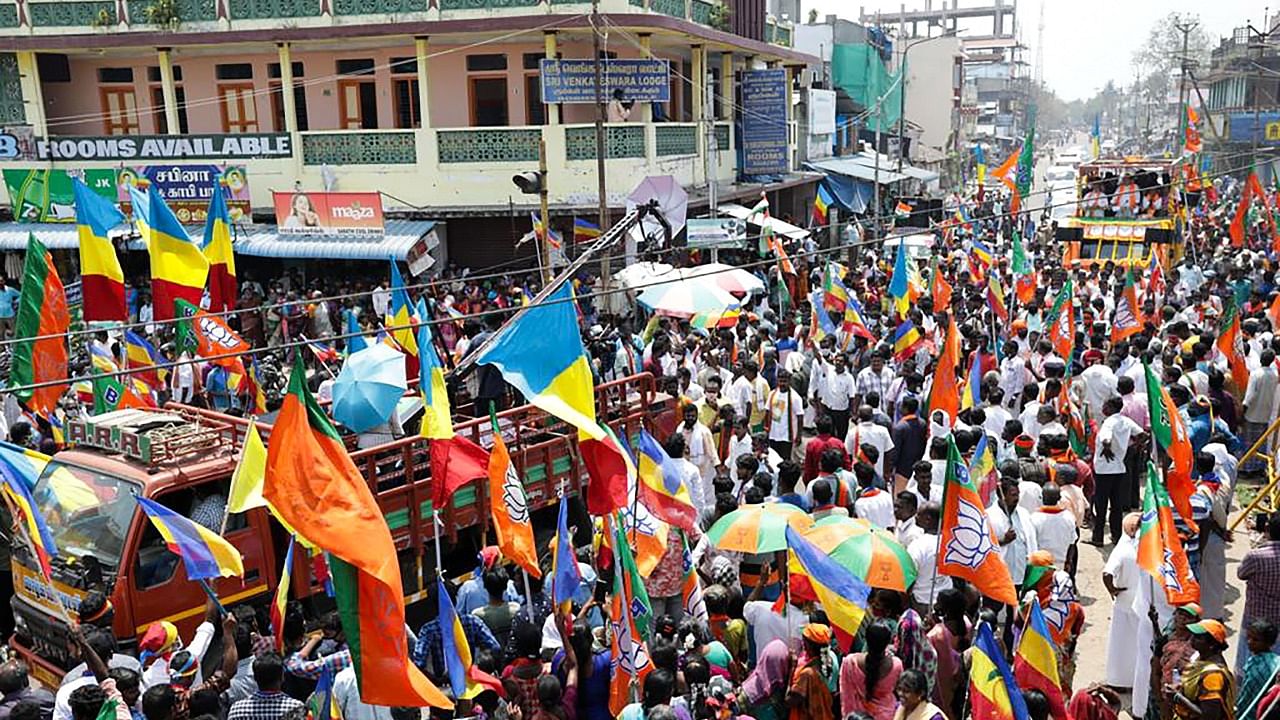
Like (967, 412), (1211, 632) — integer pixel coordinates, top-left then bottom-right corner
(893, 608), (938, 700)
(840, 620), (902, 720)
(742, 640), (792, 720)
(786, 624), (834, 720)
(890, 670), (945, 720)
(1168, 620), (1237, 720)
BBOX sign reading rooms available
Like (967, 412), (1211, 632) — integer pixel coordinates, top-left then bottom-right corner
(34, 134), (292, 161)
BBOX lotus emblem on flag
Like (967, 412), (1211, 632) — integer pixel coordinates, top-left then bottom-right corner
(1162, 547), (1182, 593)
(501, 462), (530, 525)
(944, 497), (995, 569)
(198, 317), (240, 348)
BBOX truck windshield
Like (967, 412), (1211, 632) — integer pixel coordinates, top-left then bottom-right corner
(32, 461), (140, 569)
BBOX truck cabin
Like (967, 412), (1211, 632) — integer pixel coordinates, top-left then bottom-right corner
(1074, 160), (1175, 221)
(10, 372), (663, 688)
(1056, 158), (1182, 269)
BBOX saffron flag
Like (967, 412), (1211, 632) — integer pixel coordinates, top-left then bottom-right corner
(429, 434), (490, 510)
(9, 233), (69, 415)
(271, 537), (296, 651)
(573, 217), (602, 243)
(1218, 297), (1250, 393)
(785, 524), (871, 651)
(1112, 268), (1144, 343)
(930, 257), (954, 310)
(608, 516), (654, 715)
(264, 355), (451, 708)
(175, 299), (250, 367)
(0, 454), (59, 579)
(1137, 462), (1200, 605)
(417, 300), (453, 439)
(1184, 105), (1202, 154)
(202, 184), (237, 313)
(136, 496), (244, 580)
(680, 534), (708, 623)
(124, 330), (166, 389)
(813, 184), (834, 225)
(551, 494), (582, 612)
(1014, 595), (1068, 719)
(1230, 168), (1264, 247)
(476, 282), (604, 440)
(488, 414), (540, 578)
(970, 622), (1030, 720)
(130, 185), (208, 321)
(580, 422), (632, 516)
(925, 318), (961, 423)
(635, 428), (698, 532)
(938, 436), (1017, 605)
(992, 143), (1019, 183)
(1045, 279), (1075, 363)
(891, 321), (923, 361)
(1144, 362), (1195, 524)
(437, 576), (473, 698)
(388, 261), (420, 381)
(73, 178), (127, 321)
(986, 276), (1009, 322)
(888, 240), (911, 318)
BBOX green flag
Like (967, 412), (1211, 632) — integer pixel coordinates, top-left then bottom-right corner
(1143, 362), (1172, 450)
(612, 514), (652, 640)
(1011, 230), (1030, 275)
(92, 374), (126, 415)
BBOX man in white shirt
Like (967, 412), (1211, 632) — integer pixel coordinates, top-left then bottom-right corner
(666, 433), (711, 517)
(1079, 352), (1118, 421)
(998, 341), (1031, 411)
(854, 352), (895, 408)
(894, 491), (923, 546)
(853, 464), (894, 530)
(371, 283), (391, 319)
(1031, 484), (1078, 570)
(818, 353), (855, 439)
(744, 594), (809, 652)
(334, 664), (392, 720)
(907, 502), (952, 613)
(1092, 396), (1145, 545)
(764, 370), (804, 462)
(1102, 512), (1144, 690)
(731, 360), (770, 431)
(678, 404), (717, 488)
(846, 405), (894, 482)
(987, 476), (1037, 589)
(1243, 349), (1279, 475)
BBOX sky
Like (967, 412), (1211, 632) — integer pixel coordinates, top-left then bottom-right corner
(803, 0), (1266, 101)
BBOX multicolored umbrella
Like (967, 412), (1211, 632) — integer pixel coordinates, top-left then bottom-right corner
(637, 279), (740, 320)
(681, 263), (767, 296)
(800, 516), (917, 591)
(706, 503), (814, 554)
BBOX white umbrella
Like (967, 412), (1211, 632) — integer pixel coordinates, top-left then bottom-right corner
(680, 263), (767, 295)
(613, 261), (675, 291)
(627, 175), (689, 245)
(637, 278), (740, 319)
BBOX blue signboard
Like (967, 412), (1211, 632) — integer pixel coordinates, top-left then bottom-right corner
(540, 59), (671, 104)
(1228, 112), (1280, 144)
(741, 69), (789, 175)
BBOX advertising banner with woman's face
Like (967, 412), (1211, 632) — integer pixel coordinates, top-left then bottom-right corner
(272, 191), (384, 236)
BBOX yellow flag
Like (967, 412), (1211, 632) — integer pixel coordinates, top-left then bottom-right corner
(228, 423), (268, 513)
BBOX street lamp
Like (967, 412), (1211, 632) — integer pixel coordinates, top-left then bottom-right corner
(897, 30), (959, 175)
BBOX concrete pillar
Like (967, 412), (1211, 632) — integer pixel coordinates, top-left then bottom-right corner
(14, 51), (46, 135)
(692, 44), (705, 183)
(638, 33), (654, 122)
(276, 43), (298, 133)
(544, 31), (559, 125)
(415, 37), (432, 128)
(785, 65), (796, 170)
(720, 51), (734, 121)
(157, 48), (180, 135)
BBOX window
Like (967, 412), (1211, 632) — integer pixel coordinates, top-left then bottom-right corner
(390, 57), (420, 129)
(470, 77), (508, 126)
(215, 63), (254, 80)
(146, 65), (184, 82)
(525, 75), (544, 125)
(466, 54), (507, 72)
(100, 87), (139, 135)
(218, 83), (260, 133)
(390, 57), (416, 74)
(37, 54), (71, 83)
(523, 52), (547, 70)
(98, 67), (134, 83)
(337, 58), (376, 76)
(268, 61), (309, 132)
(151, 86), (190, 134)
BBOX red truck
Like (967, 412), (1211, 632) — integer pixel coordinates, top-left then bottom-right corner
(9, 373), (662, 688)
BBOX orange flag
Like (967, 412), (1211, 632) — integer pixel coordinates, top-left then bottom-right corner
(487, 415), (540, 578)
(1111, 269), (1143, 343)
(1268, 294), (1280, 332)
(1137, 462), (1200, 605)
(1144, 363), (1196, 525)
(926, 318), (961, 424)
(1218, 298), (1250, 394)
(938, 436), (1017, 606)
(265, 356), (451, 709)
(931, 264), (953, 311)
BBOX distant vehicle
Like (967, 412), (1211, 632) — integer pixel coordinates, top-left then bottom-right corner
(1044, 165), (1076, 184)
(882, 231), (935, 261)
(1055, 149), (1083, 167)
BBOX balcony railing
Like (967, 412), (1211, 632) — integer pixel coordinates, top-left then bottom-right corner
(565, 125), (646, 160)
(301, 130), (418, 165)
(436, 127), (541, 164)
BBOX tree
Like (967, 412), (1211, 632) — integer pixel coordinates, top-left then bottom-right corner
(1131, 12), (1212, 80)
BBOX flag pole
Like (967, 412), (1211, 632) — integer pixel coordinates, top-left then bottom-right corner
(220, 414), (255, 537)
(0, 492), (75, 626)
(521, 570), (535, 621)
(197, 579), (227, 616)
(299, 335), (338, 380)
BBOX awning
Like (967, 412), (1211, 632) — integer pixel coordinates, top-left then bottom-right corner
(234, 220), (440, 263)
(0, 223), (144, 251)
(716, 204), (811, 241)
(838, 151), (940, 182)
(806, 158), (909, 185)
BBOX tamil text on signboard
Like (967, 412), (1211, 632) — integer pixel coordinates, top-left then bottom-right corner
(273, 191), (384, 236)
(117, 166), (251, 225)
(32, 134), (291, 161)
(740, 69), (789, 175)
(540, 59), (671, 104)
(3, 168), (116, 223)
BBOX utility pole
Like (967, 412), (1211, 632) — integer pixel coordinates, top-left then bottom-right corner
(1174, 16), (1197, 152)
(539, 137), (552, 284)
(591, 0), (611, 294)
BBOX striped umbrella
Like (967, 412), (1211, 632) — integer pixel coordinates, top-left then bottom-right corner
(706, 503), (814, 554)
(681, 263), (767, 296)
(800, 516), (917, 592)
(637, 279), (740, 320)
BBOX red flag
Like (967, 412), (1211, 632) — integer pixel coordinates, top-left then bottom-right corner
(1184, 105), (1202, 154)
(580, 425), (632, 516)
(429, 435), (491, 509)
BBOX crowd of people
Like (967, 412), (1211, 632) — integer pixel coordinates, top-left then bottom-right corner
(6, 153), (1280, 720)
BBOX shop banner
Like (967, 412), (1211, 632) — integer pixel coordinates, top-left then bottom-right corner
(3, 168), (116, 223)
(117, 165), (251, 224)
(741, 69), (789, 175)
(273, 191), (384, 236)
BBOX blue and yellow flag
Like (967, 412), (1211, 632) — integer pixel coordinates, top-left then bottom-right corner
(136, 496), (243, 580)
(130, 185), (208, 321)
(0, 453), (59, 578)
(476, 283), (603, 440)
(887, 240), (910, 318)
(892, 321), (922, 360)
(636, 428), (697, 532)
(203, 184), (237, 313)
(970, 622), (1029, 720)
(785, 525), (869, 648)
(417, 299), (453, 439)
(387, 261), (420, 379)
(961, 353), (982, 411)
(437, 576), (472, 698)
(551, 495), (582, 612)
(74, 178), (127, 322)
